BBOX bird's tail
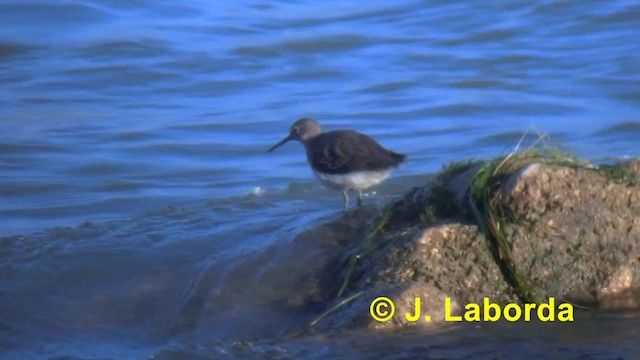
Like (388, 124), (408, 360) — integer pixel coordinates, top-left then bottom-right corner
(390, 152), (407, 167)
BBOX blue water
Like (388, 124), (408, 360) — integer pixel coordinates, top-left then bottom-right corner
(1, 0), (640, 358)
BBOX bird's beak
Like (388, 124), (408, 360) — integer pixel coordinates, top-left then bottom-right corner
(267, 134), (293, 153)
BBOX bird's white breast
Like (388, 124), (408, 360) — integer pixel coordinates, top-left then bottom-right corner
(313, 169), (391, 191)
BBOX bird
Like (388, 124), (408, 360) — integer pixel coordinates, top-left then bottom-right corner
(268, 118), (406, 211)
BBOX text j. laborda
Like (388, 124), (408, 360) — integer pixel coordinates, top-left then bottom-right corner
(369, 297), (574, 322)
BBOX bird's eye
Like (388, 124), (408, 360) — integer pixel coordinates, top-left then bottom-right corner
(292, 127), (299, 134)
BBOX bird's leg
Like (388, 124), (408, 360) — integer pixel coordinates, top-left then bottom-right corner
(342, 190), (349, 212)
(357, 190), (363, 207)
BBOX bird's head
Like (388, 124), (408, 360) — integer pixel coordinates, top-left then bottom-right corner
(267, 118), (323, 152)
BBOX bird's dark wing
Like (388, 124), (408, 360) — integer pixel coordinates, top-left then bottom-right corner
(306, 130), (405, 174)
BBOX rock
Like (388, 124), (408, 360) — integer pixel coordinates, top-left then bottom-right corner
(625, 158), (640, 177)
(284, 156), (640, 334)
(369, 224), (517, 306)
(318, 283), (461, 332)
(499, 164), (640, 304)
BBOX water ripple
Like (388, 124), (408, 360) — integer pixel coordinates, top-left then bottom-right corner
(0, 2), (109, 26)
